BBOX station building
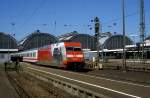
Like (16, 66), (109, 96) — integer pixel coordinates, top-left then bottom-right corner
(102, 34), (133, 49)
(0, 32), (18, 63)
(84, 34), (134, 60)
(18, 30), (58, 50)
(102, 35), (134, 58)
(58, 31), (133, 51)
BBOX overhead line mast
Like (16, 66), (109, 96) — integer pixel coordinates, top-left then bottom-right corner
(140, 0), (145, 62)
(122, 0), (126, 71)
(94, 17), (100, 68)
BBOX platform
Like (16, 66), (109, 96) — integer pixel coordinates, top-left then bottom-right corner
(0, 64), (19, 98)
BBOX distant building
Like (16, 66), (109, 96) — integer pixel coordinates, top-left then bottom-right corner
(0, 32), (18, 62)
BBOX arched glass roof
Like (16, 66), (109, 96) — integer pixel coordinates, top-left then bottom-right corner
(19, 31), (58, 50)
(103, 35), (133, 49)
(58, 32), (96, 50)
(0, 32), (17, 49)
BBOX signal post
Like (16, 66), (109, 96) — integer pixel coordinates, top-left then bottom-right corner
(94, 17), (102, 69)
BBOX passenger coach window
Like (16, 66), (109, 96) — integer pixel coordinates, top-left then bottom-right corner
(29, 53), (32, 57)
(33, 52), (36, 57)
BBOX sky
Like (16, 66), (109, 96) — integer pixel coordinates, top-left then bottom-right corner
(0, 0), (150, 42)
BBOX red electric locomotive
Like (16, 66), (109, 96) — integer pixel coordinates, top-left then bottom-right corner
(17, 42), (85, 70)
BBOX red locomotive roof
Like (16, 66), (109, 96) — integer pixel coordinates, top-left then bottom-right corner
(64, 42), (81, 47)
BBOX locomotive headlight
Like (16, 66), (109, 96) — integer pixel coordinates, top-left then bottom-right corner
(66, 54), (73, 57)
(76, 54), (83, 57)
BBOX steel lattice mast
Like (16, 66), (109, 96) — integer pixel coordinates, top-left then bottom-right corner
(122, 0), (126, 71)
(140, 0), (145, 62)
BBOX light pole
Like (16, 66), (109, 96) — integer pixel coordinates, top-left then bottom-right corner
(7, 34), (10, 62)
(140, 0), (145, 63)
(122, 0), (126, 71)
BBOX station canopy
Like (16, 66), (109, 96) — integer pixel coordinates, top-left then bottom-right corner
(18, 30), (58, 50)
(0, 32), (17, 49)
(103, 35), (133, 49)
(58, 31), (96, 50)
(99, 32), (112, 46)
(145, 36), (150, 41)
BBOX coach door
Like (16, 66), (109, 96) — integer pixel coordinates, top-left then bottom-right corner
(53, 48), (62, 65)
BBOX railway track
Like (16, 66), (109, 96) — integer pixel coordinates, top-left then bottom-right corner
(21, 62), (150, 98)
(85, 59), (150, 72)
(6, 72), (30, 98)
(6, 69), (73, 98)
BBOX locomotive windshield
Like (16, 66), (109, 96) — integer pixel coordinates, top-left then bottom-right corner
(66, 47), (81, 52)
(66, 47), (73, 51)
(74, 47), (81, 51)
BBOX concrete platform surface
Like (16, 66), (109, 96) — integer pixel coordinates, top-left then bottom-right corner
(0, 65), (19, 98)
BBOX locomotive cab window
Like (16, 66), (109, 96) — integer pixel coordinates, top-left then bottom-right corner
(74, 47), (81, 51)
(66, 47), (81, 51)
(66, 47), (73, 51)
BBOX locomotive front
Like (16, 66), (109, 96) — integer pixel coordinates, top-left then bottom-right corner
(63, 42), (84, 70)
